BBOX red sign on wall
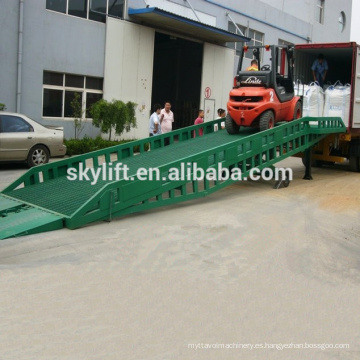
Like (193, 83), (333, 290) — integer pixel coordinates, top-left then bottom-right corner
(204, 87), (211, 98)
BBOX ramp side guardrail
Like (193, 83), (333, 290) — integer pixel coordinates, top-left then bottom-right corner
(1, 116), (345, 237)
(64, 117), (345, 229)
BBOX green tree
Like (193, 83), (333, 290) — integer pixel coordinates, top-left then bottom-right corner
(70, 92), (85, 139)
(0, 103), (6, 111)
(90, 99), (137, 141)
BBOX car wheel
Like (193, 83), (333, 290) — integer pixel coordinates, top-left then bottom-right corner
(225, 113), (239, 134)
(293, 101), (302, 119)
(259, 110), (275, 131)
(27, 145), (50, 167)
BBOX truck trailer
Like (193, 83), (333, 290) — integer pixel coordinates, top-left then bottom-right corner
(293, 42), (360, 171)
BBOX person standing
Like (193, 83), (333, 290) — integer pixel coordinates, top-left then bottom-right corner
(149, 103), (162, 136)
(160, 102), (174, 133)
(193, 109), (204, 137)
(312, 53), (328, 88)
(160, 102), (174, 145)
(216, 108), (226, 130)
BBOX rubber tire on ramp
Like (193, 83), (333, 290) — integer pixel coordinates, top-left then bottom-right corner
(225, 114), (239, 134)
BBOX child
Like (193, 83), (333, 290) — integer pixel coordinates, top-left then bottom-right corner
(193, 109), (204, 137)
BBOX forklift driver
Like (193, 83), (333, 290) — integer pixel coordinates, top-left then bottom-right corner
(246, 59), (259, 71)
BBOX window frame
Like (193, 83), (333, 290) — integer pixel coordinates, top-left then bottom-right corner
(316, 0), (325, 24)
(46, 0), (124, 22)
(42, 72), (103, 120)
(339, 11), (346, 32)
(227, 22), (264, 60)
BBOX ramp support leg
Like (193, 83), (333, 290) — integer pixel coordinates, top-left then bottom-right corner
(303, 148), (313, 180)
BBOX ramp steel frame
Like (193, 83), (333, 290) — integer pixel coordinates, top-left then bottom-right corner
(0, 117), (345, 239)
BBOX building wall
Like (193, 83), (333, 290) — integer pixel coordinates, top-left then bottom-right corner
(0, 0), (355, 141)
(190, 0), (313, 42)
(0, 0), (106, 138)
(104, 18), (155, 140)
(257, 0), (317, 23)
(0, 0), (19, 111)
(128, 0), (216, 25)
(311, 0), (351, 43)
(350, 1), (360, 43)
(201, 44), (235, 121)
(28, 4), (106, 138)
(198, 0), (351, 44)
(259, 0), (351, 43)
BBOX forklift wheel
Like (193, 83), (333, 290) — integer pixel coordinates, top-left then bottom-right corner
(259, 110), (275, 131)
(294, 101), (302, 119)
(225, 114), (240, 134)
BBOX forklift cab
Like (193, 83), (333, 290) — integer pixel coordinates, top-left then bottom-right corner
(234, 45), (295, 103)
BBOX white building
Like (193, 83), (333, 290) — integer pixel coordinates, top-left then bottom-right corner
(0, 0), (353, 139)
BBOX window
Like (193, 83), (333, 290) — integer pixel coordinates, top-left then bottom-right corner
(108, 0), (124, 18)
(248, 29), (263, 48)
(42, 71), (103, 119)
(46, 0), (66, 14)
(0, 115), (33, 133)
(46, 0), (124, 22)
(68, 0), (87, 19)
(43, 89), (63, 117)
(316, 0), (324, 24)
(227, 22), (246, 56)
(339, 11), (346, 32)
(89, 0), (107, 22)
(227, 22), (264, 59)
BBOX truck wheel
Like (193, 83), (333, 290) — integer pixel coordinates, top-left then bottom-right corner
(27, 145), (50, 167)
(259, 110), (275, 131)
(225, 114), (239, 134)
(349, 155), (360, 172)
(349, 140), (360, 172)
(294, 101), (302, 119)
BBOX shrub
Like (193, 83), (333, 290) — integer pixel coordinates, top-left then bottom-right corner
(64, 136), (149, 156)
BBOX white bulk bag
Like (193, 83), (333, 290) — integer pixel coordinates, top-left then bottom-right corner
(323, 81), (332, 91)
(324, 83), (351, 127)
(294, 79), (309, 96)
(302, 82), (324, 119)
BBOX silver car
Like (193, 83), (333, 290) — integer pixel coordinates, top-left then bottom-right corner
(0, 112), (66, 167)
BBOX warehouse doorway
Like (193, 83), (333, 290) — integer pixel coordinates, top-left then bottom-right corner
(151, 32), (203, 129)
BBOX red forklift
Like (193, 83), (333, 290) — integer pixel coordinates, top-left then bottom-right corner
(226, 44), (302, 133)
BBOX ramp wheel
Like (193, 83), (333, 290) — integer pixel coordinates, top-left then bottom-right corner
(225, 114), (239, 134)
(259, 110), (275, 131)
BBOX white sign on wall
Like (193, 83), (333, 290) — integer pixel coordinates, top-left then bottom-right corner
(204, 98), (215, 122)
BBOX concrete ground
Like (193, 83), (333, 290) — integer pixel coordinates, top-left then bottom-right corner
(0, 157), (359, 360)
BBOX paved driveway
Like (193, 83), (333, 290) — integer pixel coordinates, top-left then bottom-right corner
(0, 158), (359, 360)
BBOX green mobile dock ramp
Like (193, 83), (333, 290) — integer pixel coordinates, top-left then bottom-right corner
(0, 117), (345, 239)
